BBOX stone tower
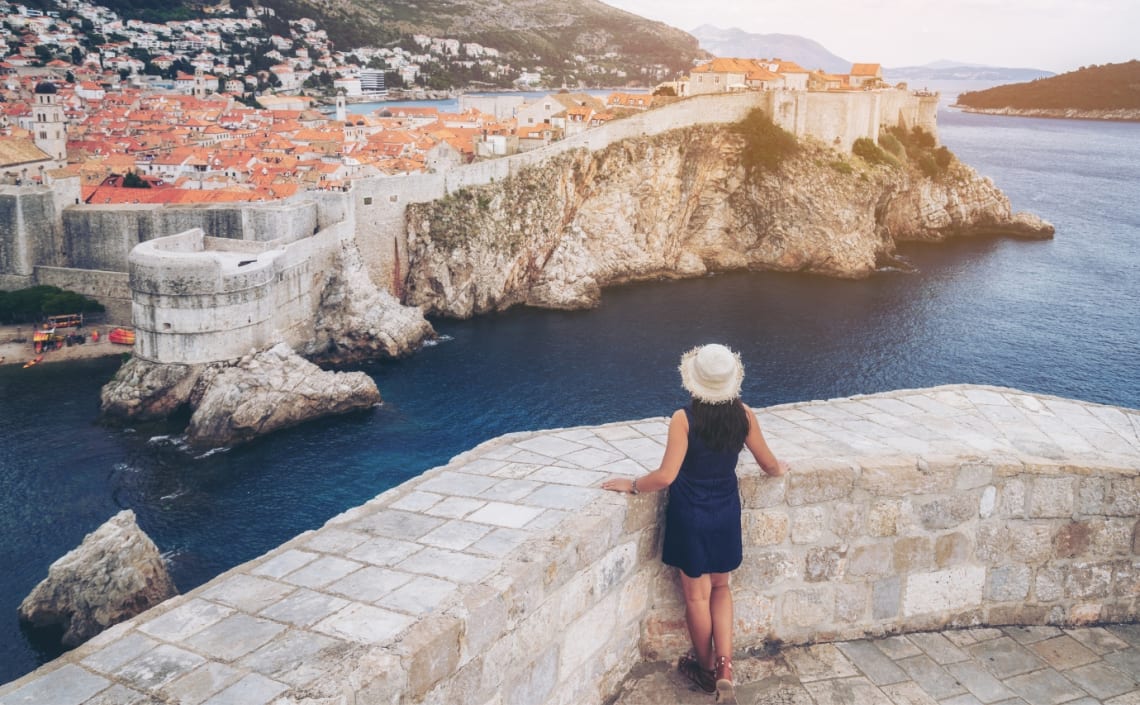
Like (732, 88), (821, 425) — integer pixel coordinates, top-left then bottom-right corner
(335, 93), (347, 123)
(32, 81), (67, 163)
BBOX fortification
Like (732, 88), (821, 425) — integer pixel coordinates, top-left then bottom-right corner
(2, 90), (939, 349)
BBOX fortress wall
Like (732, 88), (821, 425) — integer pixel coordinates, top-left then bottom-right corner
(33, 266), (131, 323)
(130, 229), (282, 363)
(5, 386), (1135, 705)
(129, 221), (350, 364)
(0, 187), (64, 280)
(879, 90), (941, 142)
(352, 174), (446, 294)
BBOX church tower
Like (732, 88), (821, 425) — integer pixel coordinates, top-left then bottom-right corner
(32, 82), (67, 164)
(335, 93), (347, 123)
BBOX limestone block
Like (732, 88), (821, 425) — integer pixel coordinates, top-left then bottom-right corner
(872, 577), (901, 620)
(502, 644), (558, 705)
(830, 503), (863, 539)
(1064, 562), (1113, 599)
(986, 603), (1047, 626)
(956, 463), (994, 490)
(1008, 522), (1054, 564)
(739, 472), (787, 508)
(835, 582), (869, 623)
(1112, 560), (1140, 597)
(560, 590), (617, 680)
(917, 494), (977, 530)
(791, 507), (827, 544)
(974, 524), (1010, 564)
(1035, 567), (1065, 602)
(1053, 521), (1092, 559)
(902, 565), (985, 617)
(805, 546), (846, 582)
(1029, 477), (1078, 518)
(866, 501), (900, 537)
(746, 511), (789, 546)
(858, 457), (954, 497)
(738, 550), (797, 586)
(396, 615), (463, 700)
(1135, 519), (1140, 555)
(1068, 603), (1104, 625)
(454, 584), (508, 668)
(1106, 478), (1140, 516)
(786, 464), (856, 506)
(1091, 519), (1134, 556)
(1078, 478), (1106, 515)
(893, 537), (932, 574)
(979, 486), (997, 519)
(986, 565), (1031, 602)
(847, 544), (892, 578)
(781, 587), (835, 629)
(732, 592), (775, 642)
(935, 532), (973, 567)
(998, 479), (1027, 518)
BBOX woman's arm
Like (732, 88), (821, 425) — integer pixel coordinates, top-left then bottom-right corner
(745, 406), (788, 477)
(601, 409), (689, 494)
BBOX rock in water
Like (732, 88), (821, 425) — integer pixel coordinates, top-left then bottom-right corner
(18, 510), (177, 647)
(185, 343), (381, 448)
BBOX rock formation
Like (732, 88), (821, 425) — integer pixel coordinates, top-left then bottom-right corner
(102, 343), (381, 448)
(18, 510), (177, 647)
(404, 124), (1054, 318)
(186, 343), (381, 448)
(302, 238), (436, 365)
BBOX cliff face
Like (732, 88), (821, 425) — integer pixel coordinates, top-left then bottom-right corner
(404, 125), (1053, 318)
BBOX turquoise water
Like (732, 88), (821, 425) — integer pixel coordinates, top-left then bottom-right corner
(1, 107), (1138, 682)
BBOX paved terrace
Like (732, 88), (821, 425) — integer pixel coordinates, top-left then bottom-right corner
(1, 384), (1138, 705)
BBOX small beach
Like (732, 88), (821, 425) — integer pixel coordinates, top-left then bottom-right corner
(0, 322), (130, 368)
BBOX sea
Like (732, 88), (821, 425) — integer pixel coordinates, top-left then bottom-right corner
(1, 83), (1138, 683)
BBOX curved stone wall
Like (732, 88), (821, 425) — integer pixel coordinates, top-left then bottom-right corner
(2, 385), (1135, 705)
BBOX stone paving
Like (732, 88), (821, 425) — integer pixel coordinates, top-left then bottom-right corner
(0, 385), (1137, 705)
(611, 624), (1140, 705)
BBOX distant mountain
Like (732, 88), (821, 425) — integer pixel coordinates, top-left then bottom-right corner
(689, 25), (851, 74)
(956, 60), (1140, 111)
(884, 62), (1053, 82)
(91, 0), (705, 78)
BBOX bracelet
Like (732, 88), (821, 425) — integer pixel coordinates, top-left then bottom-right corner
(630, 478), (639, 495)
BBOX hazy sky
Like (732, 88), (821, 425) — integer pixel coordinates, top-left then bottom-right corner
(601, 0), (1137, 73)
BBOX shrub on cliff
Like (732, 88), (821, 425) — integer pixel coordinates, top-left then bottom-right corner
(853, 138), (899, 168)
(881, 126), (955, 177)
(734, 109), (799, 174)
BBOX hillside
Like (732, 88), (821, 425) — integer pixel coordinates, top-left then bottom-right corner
(690, 25), (850, 74)
(92, 0), (705, 78)
(956, 60), (1140, 111)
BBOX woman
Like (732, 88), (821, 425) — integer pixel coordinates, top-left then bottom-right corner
(602, 343), (788, 701)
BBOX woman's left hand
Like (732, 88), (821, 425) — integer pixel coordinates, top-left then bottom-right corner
(601, 477), (635, 494)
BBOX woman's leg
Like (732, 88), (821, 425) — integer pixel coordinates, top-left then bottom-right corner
(709, 572), (733, 661)
(679, 571), (714, 669)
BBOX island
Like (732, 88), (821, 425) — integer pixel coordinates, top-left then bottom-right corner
(955, 60), (1140, 121)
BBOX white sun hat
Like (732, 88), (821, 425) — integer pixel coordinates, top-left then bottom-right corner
(678, 343), (744, 403)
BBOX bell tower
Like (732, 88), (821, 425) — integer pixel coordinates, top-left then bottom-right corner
(32, 81), (67, 163)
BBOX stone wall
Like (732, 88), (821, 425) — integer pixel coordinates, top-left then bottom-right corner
(129, 221), (348, 364)
(34, 266), (131, 323)
(3, 386), (1134, 705)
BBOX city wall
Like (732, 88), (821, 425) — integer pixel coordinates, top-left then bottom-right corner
(2, 90), (938, 350)
(2, 386), (1135, 705)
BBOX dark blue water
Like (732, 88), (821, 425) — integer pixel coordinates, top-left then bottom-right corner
(2, 108), (1138, 683)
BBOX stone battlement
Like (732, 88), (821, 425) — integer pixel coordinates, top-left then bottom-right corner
(2, 385), (1136, 705)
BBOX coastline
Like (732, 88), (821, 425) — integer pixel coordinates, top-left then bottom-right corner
(952, 104), (1140, 121)
(0, 323), (129, 368)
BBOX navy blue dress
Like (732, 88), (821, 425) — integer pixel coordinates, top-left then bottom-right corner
(661, 406), (744, 578)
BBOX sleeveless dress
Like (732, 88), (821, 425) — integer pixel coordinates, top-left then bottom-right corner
(661, 406), (744, 578)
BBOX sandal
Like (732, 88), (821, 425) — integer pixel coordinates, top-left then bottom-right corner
(714, 656), (735, 702)
(678, 651), (716, 694)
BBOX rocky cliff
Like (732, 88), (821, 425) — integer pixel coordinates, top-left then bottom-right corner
(404, 121), (1053, 318)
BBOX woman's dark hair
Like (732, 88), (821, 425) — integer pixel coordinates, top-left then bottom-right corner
(690, 398), (749, 452)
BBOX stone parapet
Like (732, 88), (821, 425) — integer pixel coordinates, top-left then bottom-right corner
(2, 385), (1137, 705)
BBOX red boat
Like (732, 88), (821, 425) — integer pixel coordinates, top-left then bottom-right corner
(108, 328), (136, 345)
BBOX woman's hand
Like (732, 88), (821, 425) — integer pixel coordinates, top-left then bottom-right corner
(601, 477), (636, 494)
